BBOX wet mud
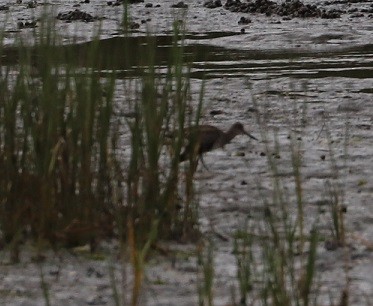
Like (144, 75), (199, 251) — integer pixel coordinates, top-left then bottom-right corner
(0, 0), (372, 305)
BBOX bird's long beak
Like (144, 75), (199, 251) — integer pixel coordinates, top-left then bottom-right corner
(244, 131), (258, 141)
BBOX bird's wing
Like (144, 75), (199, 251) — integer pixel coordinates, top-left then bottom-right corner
(196, 126), (222, 154)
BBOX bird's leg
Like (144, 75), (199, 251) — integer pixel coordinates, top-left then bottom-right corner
(199, 154), (209, 171)
(190, 156), (199, 173)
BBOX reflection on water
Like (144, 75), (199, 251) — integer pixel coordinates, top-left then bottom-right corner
(3, 33), (371, 81)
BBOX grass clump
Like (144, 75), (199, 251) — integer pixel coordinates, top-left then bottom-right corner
(0, 6), (203, 303)
(0, 18), (121, 261)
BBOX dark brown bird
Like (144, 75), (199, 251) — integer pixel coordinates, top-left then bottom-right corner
(179, 122), (257, 165)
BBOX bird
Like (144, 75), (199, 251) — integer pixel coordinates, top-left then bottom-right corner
(179, 122), (257, 167)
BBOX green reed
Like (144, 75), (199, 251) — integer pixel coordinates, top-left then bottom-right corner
(233, 154), (319, 305)
(198, 238), (215, 306)
(230, 87), (357, 305)
(319, 113), (350, 305)
(121, 18), (203, 303)
(321, 113), (347, 246)
(230, 96), (321, 306)
(233, 220), (255, 305)
(0, 5), (204, 304)
(0, 17), (121, 261)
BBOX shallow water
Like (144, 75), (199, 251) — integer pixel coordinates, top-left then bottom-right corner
(1, 0), (372, 305)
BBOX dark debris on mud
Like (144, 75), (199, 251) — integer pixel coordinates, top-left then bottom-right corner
(57, 9), (99, 22)
(0, 5), (10, 11)
(17, 20), (37, 29)
(107, 0), (144, 6)
(222, 0), (342, 18)
(204, 0), (373, 19)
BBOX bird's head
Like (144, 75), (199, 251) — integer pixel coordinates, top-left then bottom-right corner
(231, 122), (258, 140)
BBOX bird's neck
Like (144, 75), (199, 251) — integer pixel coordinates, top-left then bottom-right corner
(224, 129), (238, 143)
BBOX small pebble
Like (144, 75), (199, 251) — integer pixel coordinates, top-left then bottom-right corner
(272, 153), (280, 159)
(247, 107), (257, 113)
(238, 16), (251, 25)
(49, 268), (60, 277)
(26, 1), (37, 9)
(210, 110), (224, 115)
(171, 1), (188, 8)
(324, 239), (342, 251)
(350, 12), (364, 18)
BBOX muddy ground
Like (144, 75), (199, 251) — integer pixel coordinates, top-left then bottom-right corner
(0, 0), (372, 305)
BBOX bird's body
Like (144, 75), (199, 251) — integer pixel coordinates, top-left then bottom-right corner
(179, 122), (257, 163)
